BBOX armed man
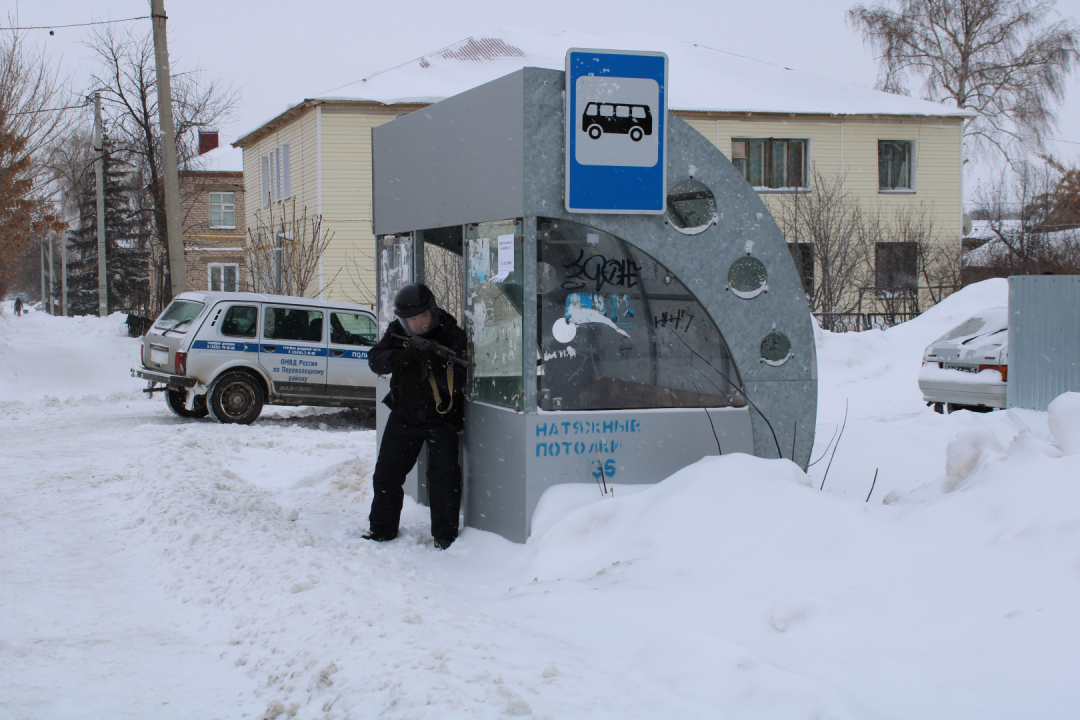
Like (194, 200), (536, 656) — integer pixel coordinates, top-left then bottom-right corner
(364, 283), (469, 549)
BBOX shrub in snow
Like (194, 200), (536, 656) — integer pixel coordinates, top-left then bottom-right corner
(1048, 392), (1080, 456)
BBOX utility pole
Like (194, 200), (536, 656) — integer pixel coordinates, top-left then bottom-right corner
(40, 243), (47, 314)
(151, 0), (187, 298)
(94, 92), (108, 317)
(47, 234), (54, 314)
(61, 230), (68, 317)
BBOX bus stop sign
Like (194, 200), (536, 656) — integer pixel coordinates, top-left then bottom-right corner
(565, 48), (668, 214)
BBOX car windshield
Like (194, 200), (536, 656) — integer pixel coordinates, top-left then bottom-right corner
(155, 300), (205, 333)
(936, 307), (1008, 343)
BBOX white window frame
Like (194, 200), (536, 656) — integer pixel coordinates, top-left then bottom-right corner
(209, 191), (236, 229)
(208, 263), (240, 292)
(261, 142), (292, 205)
(261, 155), (270, 206)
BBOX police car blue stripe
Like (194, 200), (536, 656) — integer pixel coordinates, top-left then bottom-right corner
(191, 340), (260, 352)
(191, 340), (369, 360)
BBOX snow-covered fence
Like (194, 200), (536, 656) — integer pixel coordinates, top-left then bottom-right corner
(814, 311), (921, 332)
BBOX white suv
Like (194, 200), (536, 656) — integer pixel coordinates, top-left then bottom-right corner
(133, 291), (379, 424)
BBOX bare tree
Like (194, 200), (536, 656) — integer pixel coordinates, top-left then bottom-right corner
(424, 244), (463, 319)
(967, 160), (1080, 276)
(849, 0), (1080, 160)
(85, 25), (238, 306)
(0, 30), (73, 185)
(341, 246), (378, 308)
(243, 201), (337, 298)
(0, 29), (70, 296)
(773, 167), (871, 325)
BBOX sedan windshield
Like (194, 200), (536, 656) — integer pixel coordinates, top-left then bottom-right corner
(936, 307), (1008, 343)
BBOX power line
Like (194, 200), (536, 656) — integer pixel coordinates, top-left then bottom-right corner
(8, 101), (92, 117)
(6, 16), (149, 31)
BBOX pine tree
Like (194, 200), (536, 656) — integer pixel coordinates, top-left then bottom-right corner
(67, 140), (148, 315)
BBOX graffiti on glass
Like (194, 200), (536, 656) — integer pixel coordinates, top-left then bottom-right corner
(562, 250), (641, 292)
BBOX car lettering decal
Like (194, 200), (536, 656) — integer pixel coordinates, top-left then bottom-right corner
(261, 344), (327, 357)
(334, 349), (369, 360)
(191, 340), (260, 352)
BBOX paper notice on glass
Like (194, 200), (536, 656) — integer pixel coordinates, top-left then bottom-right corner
(492, 234), (515, 282)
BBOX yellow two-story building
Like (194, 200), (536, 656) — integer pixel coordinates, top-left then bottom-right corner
(234, 30), (970, 317)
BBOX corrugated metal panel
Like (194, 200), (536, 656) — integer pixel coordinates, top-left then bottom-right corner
(1007, 276), (1080, 411)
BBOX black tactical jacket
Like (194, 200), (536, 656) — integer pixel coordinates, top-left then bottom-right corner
(368, 310), (468, 427)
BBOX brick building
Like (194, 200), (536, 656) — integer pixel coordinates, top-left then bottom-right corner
(149, 170), (247, 307)
(180, 170), (246, 292)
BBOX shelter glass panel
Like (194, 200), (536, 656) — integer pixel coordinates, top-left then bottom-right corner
(536, 218), (740, 411)
(377, 234), (414, 335)
(465, 219), (524, 409)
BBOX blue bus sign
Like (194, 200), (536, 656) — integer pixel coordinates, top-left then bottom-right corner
(565, 48), (668, 214)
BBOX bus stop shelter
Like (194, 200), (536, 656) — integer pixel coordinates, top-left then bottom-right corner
(372, 65), (816, 542)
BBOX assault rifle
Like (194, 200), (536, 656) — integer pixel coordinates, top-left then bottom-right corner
(392, 334), (472, 368)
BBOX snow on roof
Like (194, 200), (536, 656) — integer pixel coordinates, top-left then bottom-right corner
(236, 27), (971, 146)
(963, 222), (1080, 266)
(332, 27), (970, 116)
(196, 143), (244, 172)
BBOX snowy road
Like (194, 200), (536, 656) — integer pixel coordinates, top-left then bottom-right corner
(3, 285), (1080, 719)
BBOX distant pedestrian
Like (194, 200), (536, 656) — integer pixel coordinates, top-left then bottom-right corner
(13, 296), (23, 317)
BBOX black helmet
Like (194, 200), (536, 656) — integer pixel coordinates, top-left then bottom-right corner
(394, 283), (436, 319)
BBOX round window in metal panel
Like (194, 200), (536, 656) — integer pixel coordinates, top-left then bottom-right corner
(667, 179), (717, 234)
(728, 256), (768, 298)
(760, 331), (792, 366)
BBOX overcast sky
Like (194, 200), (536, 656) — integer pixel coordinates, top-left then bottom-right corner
(10, 0), (1080, 207)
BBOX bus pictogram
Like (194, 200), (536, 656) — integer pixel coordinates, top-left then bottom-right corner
(582, 102), (653, 142)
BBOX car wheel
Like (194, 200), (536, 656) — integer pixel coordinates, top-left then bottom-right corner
(630, 127), (643, 142)
(587, 125), (602, 139)
(165, 388), (209, 419)
(208, 372), (264, 425)
(933, 402), (944, 414)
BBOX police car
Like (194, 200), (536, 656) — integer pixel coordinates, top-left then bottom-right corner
(133, 291), (379, 424)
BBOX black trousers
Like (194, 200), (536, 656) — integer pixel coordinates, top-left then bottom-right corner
(369, 414), (461, 540)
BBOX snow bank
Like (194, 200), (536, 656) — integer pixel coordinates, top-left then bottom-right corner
(7, 281), (1080, 719)
(1048, 392), (1080, 456)
(0, 308), (140, 405)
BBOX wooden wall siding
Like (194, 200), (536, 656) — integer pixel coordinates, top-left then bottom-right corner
(241, 103), (963, 312)
(676, 113), (964, 248)
(241, 108), (316, 241)
(317, 110), (398, 305)
(677, 112), (963, 313)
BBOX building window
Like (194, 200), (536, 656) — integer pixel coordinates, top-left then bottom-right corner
(260, 140), (291, 206)
(209, 192), (235, 228)
(879, 140), (913, 191)
(209, 263), (239, 292)
(875, 242), (918, 293)
(731, 138), (807, 190)
(788, 242), (814, 297)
